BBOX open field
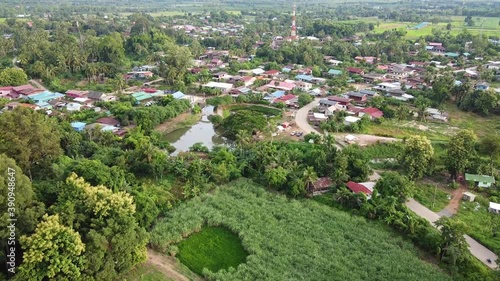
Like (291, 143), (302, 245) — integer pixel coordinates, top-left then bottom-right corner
(151, 179), (450, 281)
(177, 226), (248, 275)
(364, 119), (455, 141)
(444, 102), (500, 138)
(370, 16), (500, 38)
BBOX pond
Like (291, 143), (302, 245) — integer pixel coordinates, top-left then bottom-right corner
(163, 106), (227, 155)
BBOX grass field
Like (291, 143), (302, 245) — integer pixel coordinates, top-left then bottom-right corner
(364, 119), (453, 141)
(149, 11), (186, 17)
(454, 201), (500, 255)
(151, 179), (450, 281)
(413, 183), (450, 212)
(444, 102), (500, 138)
(370, 16), (500, 38)
(177, 226), (248, 275)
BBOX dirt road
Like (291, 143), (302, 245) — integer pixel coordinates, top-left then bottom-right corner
(406, 199), (498, 269)
(146, 249), (193, 281)
(437, 186), (466, 217)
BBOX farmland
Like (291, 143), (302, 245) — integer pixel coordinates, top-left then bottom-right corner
(367, 16), (500, 38)
(151, 179), (450, 281)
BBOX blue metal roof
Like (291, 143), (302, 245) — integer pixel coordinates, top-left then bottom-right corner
(70, 122), (86, 131)
(271, 91), (285, 98)
(27, 91), (64, 102)
(172, 91), (185, 99)
(295, 75), (313, 82)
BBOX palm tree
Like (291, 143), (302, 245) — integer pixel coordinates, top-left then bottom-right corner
(302, 166), (318, 193)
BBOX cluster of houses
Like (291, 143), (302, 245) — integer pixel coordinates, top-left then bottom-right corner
(0, 82), (191, 137)
(170, 22), (245, 38)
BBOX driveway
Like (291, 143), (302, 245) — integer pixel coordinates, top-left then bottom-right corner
(406, 199), (498, 269)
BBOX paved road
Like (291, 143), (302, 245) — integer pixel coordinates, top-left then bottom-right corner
(294, 98), (321, 135)
(406, 198), (498, 269)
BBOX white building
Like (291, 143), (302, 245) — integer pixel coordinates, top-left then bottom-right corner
(203, 82), (233, 93)
(489, 202), (500, 214)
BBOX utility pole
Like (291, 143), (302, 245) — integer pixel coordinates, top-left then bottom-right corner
(432, 185), (437, 210)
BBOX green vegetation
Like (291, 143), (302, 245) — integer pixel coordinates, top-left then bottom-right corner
(454, 201), (500, 254)
(177, 226), (248, 275)
(151, 180), (450, 281)
(363, 142), (403, 159)
(228, 104), (282, 116)
(413, 184), (450, 212)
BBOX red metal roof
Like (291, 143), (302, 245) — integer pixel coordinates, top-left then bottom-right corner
(264, 70), (280, 75)
(346, 181), (372, 195)
(362, 107), (384, 118)
(328, 96), (351, 104)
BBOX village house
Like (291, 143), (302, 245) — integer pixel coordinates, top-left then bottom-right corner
(355, 56), (377, 64)
(345, 91), (368, 104)
(295, 81), (313, 92)
(327, 96), (352, 110)
(264, 81), (296, 92)
(263, 69), (281, 78)
(275, 94), (298, 107)
(346, 181), (373, 199)
(124, 71), (154, 80)
(362, 72), (386, 84)
(465, 173), (496, 188)
(307, 177), (333, 195)
(327, 69), (343, 77)
(359, 107), (384, 120)
(65, 90), (89, 99)
(346, 67), (365, 75)
(203, 82), (233, 93)
(213, 71), (229, 81)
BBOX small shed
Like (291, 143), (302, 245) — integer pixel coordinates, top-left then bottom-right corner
(308, 177), (333, 196)
(462, 192), (476, 202)
(488, 202), (500, 214)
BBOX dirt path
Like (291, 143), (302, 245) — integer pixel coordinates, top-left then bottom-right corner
(437, 185), (466, 217)
(146, 249), (193, 281)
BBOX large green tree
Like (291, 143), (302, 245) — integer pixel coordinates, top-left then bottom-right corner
(0, 107), (62, 178)
(16, 214), (85, 281)
(375, 172), (413, 203)
(445, 130), (477, 180)
(0, 154), (45, 264)
(399, 136), (434, 180)
(0, 68), (28, 86)
(50, 174), (148, 280)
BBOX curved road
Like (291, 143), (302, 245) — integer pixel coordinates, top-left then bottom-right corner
(294, 97), (321, 135)
(406, 198), (498, 269)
